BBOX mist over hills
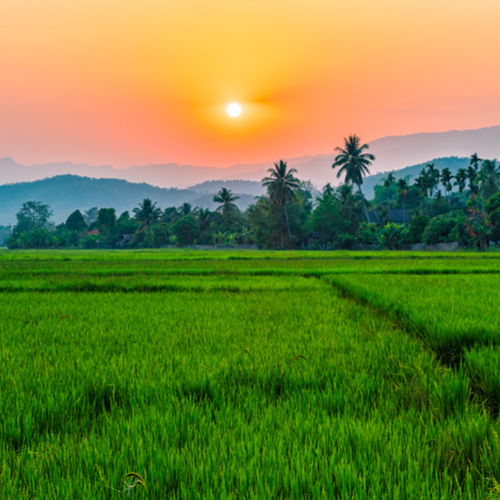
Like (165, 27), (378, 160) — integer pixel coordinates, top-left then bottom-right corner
(0, 156), (474, 226)
(1, 125), (499, 225)
(361, 156), (470, 199)
(188, 180), (265, 196)
(1, 125), (499, 189)
(0, 175), (255, 226)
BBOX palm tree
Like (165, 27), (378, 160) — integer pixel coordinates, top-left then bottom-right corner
(478, 159), (500, 200)
(322, 183), (335, 197)
(413, 175), (427, 215)
(133, 198), (162, 242)
(396, 178), (409, 223)
(383, 172), (396, 202)
(454, 168), (467, 194)
(181, 202), (192, 216)
(262, 160), (300, 238)
(335, 184), (362, 224)
(425, 163), (440, 198)
(213, 187), (240, 215)
(440, 167), (454, 202)
(196, 207), (212, 232)
(470, 153), (482, 172)
(467, 165), (479, 197)
(332, 134), (375, 223)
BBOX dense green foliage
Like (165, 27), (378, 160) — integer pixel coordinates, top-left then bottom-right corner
(4, 153), (500, 250)
(1, 250), (500, 499)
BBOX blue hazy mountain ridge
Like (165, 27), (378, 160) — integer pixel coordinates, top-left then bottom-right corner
(361, 156), (471, 200)
(1, 125), (499, 188)
(0, 175), (255, 226)
(0, 156), (474, 226)
(188, 180), (266, 196)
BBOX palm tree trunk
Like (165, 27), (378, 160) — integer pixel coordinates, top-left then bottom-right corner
(357, 184), (370, 223)
(284, 203), (291, 238)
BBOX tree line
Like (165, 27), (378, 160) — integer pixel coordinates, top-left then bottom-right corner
(5, 135), (500, 250)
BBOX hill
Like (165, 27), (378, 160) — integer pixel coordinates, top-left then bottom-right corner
(361, 156), (471, 199)
(188, 180), (265, 196)
(0, 175), (256, 226)
(1, 125), (499, 188)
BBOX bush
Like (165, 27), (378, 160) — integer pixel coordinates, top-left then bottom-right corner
(485, 192), (500, 214)
(8, 229), (58, 249)
(423, 214), (457, 245)
(173, 214), (200, 246)
(356, 222), (379, 247)
(79, 234), (100, 249)
(379, 223), (408, 250)
(335, 233), (357, 250)
(407, 215), (430, 244)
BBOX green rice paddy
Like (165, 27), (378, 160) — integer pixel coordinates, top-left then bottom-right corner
(1, 248), (500, 499)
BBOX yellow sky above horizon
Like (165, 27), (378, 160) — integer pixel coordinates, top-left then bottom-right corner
(1, 0), (500, 168)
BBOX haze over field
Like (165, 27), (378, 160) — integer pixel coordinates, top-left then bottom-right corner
(2, 126), (500, 189)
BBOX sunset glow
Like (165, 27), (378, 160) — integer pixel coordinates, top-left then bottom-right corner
(227, 104), (242, 118)
(1, 0), (500, 169)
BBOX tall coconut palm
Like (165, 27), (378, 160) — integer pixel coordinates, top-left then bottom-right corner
(213, 187), (240, 215)
(425, 163), (440, 198)
(413, 175), (427, 215)
(332, 134), (375, 222)
(262, 160), (300, 238)
(470, 153), (482, 172)
(335, 184), (361, 224)
(383, 172), (396, 202)
(396, 178), (409, 223)
(478, 159), (500, 200)
(467, 165), (479, 196)
(440, 167), (454, 202)
(196, 207), (212, 232)
(133, 198), (162, 242)
(454, 168), (467, 194)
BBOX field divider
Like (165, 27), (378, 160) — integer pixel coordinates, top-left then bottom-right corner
(317, 274), (500, 416)
(3, 268), (500, 283)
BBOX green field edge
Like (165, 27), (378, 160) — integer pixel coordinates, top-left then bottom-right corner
(319, 276), (500, 417)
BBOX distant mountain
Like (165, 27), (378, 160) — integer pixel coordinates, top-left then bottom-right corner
(2, 125), (499, 188)
(0, 175), (257, 225)
(0, 153), (485, 225)
(188, 180), (265, 197)
(361, 156), (471, 200)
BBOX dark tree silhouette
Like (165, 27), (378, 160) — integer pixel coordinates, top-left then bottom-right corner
(332, 134), (375, 222)
(213, 188), (240, 215)
(262, 160), (300, 238)
(383, 172), (396, 202)
(454, 168), (467, 194)
(133, 198), (162, 242)
(478, 159), (500, 200)
(397, 178), (409, 223)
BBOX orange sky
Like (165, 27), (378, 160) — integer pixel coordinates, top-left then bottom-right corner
(1, 0), (500, 168)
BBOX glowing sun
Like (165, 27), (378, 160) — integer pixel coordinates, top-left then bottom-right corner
(226, 103), (242, 117)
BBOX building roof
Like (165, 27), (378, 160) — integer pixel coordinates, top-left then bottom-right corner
(388, 209), (411, 223)
(79, 229), (100, 237)
(367, 211), (380, 224)
(117, 234), (134, 246)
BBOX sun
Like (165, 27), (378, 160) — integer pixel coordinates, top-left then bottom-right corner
(226, 103), (242, 118)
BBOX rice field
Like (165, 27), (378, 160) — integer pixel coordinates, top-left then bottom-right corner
(1, 248), (500, 499)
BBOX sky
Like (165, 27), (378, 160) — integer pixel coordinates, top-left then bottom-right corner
(1, 0), (500, 169)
